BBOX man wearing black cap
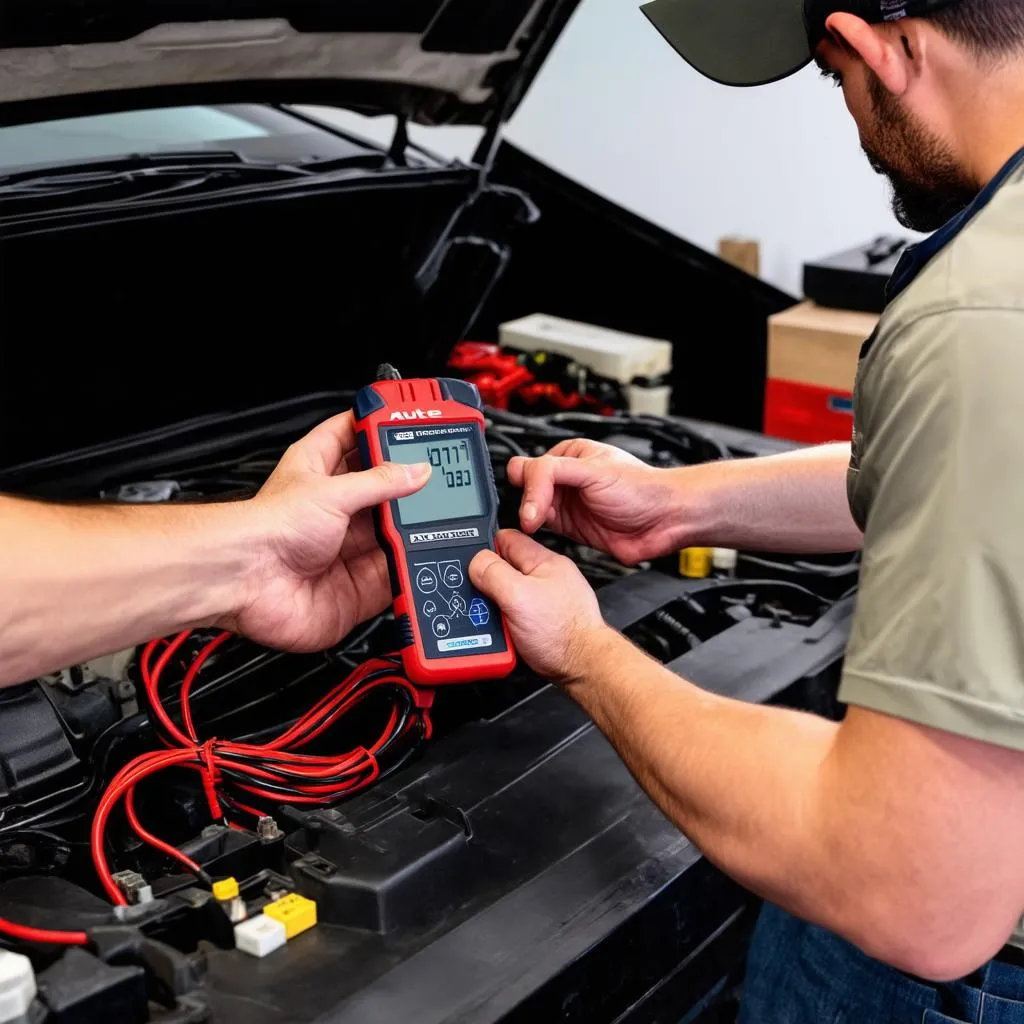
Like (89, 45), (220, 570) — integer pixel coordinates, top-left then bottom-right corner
(468, 0), (1024, 1019)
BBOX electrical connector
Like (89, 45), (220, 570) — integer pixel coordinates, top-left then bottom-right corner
(0, 950), (36, 1022)
(212, 877), (240, 902)
(111, 870), (153, 906)
(263, 893), (317, 940)
(234, 915), (286, 959)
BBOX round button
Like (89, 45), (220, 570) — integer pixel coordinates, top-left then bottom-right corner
(441, 563), (464, 589)
(449, 594), (468, 615)
(416, 567), (438, 594)
(432, 616), (451, 638)
(422, 600), (438, 618)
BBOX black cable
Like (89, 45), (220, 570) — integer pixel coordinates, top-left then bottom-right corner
(683, 577), (833, 608)
(486, 427), (528, 458)
(737, 553), (861, 578)
(484, 408), (575, 438)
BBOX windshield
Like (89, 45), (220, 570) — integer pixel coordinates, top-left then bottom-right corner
(0, 104), (387, 176)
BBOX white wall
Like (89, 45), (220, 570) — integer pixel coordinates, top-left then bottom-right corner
(305, 0), (912, 296)
(503, 0), (914, 295)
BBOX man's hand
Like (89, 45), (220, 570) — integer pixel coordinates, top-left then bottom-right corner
(226, 412), (430, 652)
(470, 530), (609, 683)
(509, 439), (690, 564)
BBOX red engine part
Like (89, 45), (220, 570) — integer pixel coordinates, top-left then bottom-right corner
(446, 343), (533, 409)
(447, 342), (615, 414)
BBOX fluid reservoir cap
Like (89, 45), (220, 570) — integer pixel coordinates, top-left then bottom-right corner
(0, 950), (36, 1023)
(679, 548), (713, 579)
(712, 548), (739, 572)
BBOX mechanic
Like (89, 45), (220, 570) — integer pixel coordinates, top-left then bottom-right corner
(468, 1), (1024, 1021)
(0, 413), (431, 686)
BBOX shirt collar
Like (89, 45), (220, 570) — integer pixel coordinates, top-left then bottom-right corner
(886, 146), (1024, 303)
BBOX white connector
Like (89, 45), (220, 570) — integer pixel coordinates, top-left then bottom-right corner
(234, 914), (287, 959)
(0, 951), (36, 1022)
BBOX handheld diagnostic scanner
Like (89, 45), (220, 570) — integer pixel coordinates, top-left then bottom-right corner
(353, 365), (515, 686)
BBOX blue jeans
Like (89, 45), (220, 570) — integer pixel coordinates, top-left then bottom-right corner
(739, 904), (1024, 1023)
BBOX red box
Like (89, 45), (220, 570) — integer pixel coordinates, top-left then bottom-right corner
(764, 378), (854, 445)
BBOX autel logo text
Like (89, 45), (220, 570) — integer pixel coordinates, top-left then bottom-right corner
(390, 409), (443, 421)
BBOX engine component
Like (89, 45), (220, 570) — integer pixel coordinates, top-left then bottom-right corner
(262, 893), (316, 940)
(0, 950), (35, 1023)
(286, 797), (472, 934)
(499, 314), (673, 415)
(449, 340), (625, 415)
(234, 914), (286, 958)
(36, 947), (147, 1024)
(111, 870), (152, 906)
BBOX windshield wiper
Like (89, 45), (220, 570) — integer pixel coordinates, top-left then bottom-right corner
(0, 149), (315, 196)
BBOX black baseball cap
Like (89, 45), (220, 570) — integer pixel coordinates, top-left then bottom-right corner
(639, 0), (963, 87)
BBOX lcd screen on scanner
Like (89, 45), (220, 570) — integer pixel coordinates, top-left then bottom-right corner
(390, 438), (485, 525)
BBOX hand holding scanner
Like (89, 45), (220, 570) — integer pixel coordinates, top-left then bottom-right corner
(354, 365), (516, 686)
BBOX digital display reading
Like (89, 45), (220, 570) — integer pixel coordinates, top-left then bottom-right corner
(389, 436), (485, 525)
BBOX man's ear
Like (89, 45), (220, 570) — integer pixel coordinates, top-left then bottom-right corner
(826, 11), (911, 95)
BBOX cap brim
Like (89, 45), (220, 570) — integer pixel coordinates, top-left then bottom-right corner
(640, 0), (812, 87)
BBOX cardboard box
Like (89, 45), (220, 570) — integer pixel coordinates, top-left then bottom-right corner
(767, 301), (878, 393)
(765, 301), (879, 443)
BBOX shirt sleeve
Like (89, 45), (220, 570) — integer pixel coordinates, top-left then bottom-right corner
(839, 305), (1024, 750)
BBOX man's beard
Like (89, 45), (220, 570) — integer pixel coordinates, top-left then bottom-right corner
(862, 73), (978, 232)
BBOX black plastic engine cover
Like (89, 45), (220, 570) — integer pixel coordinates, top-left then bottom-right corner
(0, 684), (80, 804)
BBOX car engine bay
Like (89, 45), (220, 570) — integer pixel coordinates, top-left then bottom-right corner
(0, 389), (856, 1023)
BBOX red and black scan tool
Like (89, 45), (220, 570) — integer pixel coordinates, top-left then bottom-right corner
(354, 365), (516, 686)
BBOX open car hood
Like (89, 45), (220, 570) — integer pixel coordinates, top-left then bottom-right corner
(0, 0), (579, 128)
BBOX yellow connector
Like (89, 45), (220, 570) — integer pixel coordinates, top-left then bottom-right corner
(212, 877), (240, 902)
(263, 893), (317, 940)
(679, 548), (712, 579)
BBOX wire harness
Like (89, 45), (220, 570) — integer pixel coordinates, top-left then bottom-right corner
(91, 631), (434, 906)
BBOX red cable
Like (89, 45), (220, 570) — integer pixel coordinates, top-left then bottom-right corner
(93, 634), (433, 906)
(0, 918), (88, 947)
(180, 632), (232, 742)
(144, 632), (194, 747)
(92, 748), (198, 904)
(125, 788), (205, 878)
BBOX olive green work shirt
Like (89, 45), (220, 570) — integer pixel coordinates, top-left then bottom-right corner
(839, 151), (1024, 948)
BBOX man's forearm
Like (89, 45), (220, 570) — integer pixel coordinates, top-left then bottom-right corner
(563, 627), (1024, 979)
(672, 442), (863, 553)
(566, 628), (841, 917)
(0, 496), (257, 686)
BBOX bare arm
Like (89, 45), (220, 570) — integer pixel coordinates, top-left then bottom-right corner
(0, 412), (429, 687)
(0, 497), (255, 685)
(509, 440), (862, 565)
(472, 531), (1024, 983)
(564, 628), (1024, 982)
(679, 441), (864, 553)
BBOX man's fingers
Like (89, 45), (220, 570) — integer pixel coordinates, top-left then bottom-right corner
(335, 462), (430, 514)
(495, 529), (561, 576)
(506, 456), (526, 488)
(469, 548), (525, 608)
(519, 456), (602, 532)
(507, 440), (583, 487)
(289, 412), (357, 475)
